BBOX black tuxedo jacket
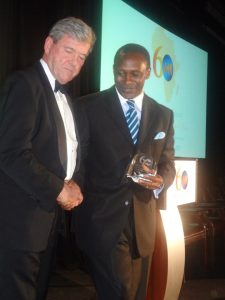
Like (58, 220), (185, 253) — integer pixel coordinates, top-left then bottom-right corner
(73, 86), (175, 258)
(0, 62), (82, 251)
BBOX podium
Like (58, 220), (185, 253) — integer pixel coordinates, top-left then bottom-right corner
(146, 204), (185, 300)
(146, 159), (197, 300)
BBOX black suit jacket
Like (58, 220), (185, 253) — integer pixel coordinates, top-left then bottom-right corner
(0, 62), (81, 251)
(73, 86), (175, 258)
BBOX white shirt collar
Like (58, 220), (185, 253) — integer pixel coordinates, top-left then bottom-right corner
(115, 87), (144, 112)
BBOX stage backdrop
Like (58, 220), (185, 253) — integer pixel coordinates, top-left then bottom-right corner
(100, 0), (208, 159)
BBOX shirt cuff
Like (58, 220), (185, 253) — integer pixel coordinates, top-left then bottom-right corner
(153, 184), (164, 199)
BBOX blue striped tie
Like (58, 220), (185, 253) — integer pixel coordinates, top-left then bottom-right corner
(125, 100), (139, 144)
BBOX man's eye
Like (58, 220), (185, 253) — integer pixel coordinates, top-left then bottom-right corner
(79, 55), (86, 61)
(117, 71), (125, 77)
(132, 72), (141, 78)
(64, 47), (73, 53)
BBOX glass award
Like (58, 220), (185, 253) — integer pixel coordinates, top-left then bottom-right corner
(126, 153), (157, 183)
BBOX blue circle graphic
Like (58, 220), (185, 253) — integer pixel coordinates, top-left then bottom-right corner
(162, 55), (173, 81)
(181, 170), (188, 189)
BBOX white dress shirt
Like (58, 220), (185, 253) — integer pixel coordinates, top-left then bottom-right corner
(40, 59), (77, 180)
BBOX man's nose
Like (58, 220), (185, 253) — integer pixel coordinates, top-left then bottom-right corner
(124, 73), (133, 83)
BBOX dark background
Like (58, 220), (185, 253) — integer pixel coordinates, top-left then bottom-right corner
(0, 0), (225, 202)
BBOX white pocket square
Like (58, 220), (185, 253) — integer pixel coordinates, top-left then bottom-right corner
(154, 131), (165, 140)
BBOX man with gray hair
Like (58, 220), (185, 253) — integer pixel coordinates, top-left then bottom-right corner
(0, 17), (95, 300)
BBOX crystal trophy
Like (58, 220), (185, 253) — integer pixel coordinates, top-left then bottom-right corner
(126, 153), (157, 183)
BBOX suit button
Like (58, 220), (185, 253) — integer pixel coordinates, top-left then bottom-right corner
(125, 201), (129, 206)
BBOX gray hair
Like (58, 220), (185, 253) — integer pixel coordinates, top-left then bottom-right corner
(49, 17), (96, 52)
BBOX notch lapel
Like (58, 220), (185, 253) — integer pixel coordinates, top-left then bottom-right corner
(36, 63), (67, 173)
(103, 87), (134, 145)
(137, 96), (157, 147)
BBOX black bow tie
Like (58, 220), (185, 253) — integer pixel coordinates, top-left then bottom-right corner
(54, 80), (66, 94)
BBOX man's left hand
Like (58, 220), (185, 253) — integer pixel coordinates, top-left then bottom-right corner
(137, 174), (163, 190)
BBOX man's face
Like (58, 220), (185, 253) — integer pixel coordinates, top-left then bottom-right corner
(43, 34), (91, 84)
(113, 52), (150, 99)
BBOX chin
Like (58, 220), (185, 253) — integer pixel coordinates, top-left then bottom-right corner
(120, 89), (138, 99)
(122, 93), (136, 99)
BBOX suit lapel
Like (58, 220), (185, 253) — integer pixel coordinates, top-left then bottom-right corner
(103, 87), (134, 145)
(137, 95), (157, 148)
(36, 63), (67, 172)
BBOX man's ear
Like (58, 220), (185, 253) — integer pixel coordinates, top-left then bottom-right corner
(145, 67), (151, 79)
(44, 36), (54, 54)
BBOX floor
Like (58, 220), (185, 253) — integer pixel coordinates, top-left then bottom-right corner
(46, 265), (225, 300)
(47, 233), (225, 300)
(47, 267), (97, 300)
(179, 279), (225, 300)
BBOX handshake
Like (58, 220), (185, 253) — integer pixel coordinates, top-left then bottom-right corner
(57, 180), (83, 211)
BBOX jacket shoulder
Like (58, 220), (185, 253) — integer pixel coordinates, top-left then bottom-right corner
(146, 95), (173, 116)
(2, 63), (46, 94)
(76, 87), (115, 105)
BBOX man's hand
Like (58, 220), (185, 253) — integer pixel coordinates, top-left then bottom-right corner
(137, 173), (164, 190)
(57, 180), (83, 210)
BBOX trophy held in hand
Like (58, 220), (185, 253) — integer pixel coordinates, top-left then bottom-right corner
(126, 153), (157, 183)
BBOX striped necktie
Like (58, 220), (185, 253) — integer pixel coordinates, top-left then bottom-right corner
(125, 100), (139, 144)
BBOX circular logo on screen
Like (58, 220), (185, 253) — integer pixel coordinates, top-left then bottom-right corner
(176, 168), (188, 190)
(162, 54), (173, 81)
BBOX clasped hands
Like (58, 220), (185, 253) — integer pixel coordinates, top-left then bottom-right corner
(57, 180), (83, 211)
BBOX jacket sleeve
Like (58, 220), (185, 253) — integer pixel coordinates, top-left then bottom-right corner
(156, 109), (176, 209)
